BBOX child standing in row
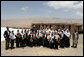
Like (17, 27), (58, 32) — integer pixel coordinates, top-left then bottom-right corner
(9, 30), (16, 49)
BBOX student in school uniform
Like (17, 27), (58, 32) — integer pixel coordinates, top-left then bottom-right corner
(9, 30), (16, 49)
(58, 29), (62, 39)
(23, 29), (27, 46)
(50, 32), (55, 49)
(42, 28), (46, 46)
(54, 32), (60, 49)
(32, 31), (37, 46)
(47, 33), (51, 48)
(15, 30), (21, 48)
(36, 30), (40, 46)
(29, 31), (33, 47)
(20, 30), (24, 47)
(39, 30), (43, 46)
(59, 30), (65, 48)
(27, 29), (31, 46)
(43, 31), (47, 47)
(64, 29), (71, 48)
(26, 30), (29, 46)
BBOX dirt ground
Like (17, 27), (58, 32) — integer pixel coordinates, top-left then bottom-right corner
(1, 34), (83, 56)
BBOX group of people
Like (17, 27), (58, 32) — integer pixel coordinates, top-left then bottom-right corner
(3, 26), (79, 50)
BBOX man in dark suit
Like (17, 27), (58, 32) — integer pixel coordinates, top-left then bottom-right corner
(31, 25), (37, 33)
(71, 30), (79, 48)
(4, 26), (10, 50)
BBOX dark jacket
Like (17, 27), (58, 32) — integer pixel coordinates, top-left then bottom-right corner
(31, 27), (37, 33)
(4, 30), (10, 38)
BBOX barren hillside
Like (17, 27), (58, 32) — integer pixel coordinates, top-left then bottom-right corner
(1, 17), (83, 28)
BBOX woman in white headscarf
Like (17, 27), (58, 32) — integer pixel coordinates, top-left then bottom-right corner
(64, 29), (71, 47)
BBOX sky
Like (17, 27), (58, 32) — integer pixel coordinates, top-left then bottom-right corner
(1, 1), (83, 20)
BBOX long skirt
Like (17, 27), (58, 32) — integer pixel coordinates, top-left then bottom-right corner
(64, 34), (70, 47)
(24, 38), (27, 46)
(16, 37), (22, 47)
(16, 37), (19, 47)
(39, 37), (43, 46)
(60, 38), (65, 48)
(43, 38), (47, 47)
(37, 39), (40, 46)
(54, 40), (58, 49)
(50, 42), (54, 49)
(29, 40), (33, 47)
(46, 40), (50, 48)
(26, 37), (29, 46)
(33, 39), (37, 46)
(22, 39), (25, 47)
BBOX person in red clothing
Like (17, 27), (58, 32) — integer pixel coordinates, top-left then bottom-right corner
(36, 30), (40, 46)
(23, 29), (27, 46)
(50, 32), (55, 49)
(33, 31), (37, 46)
(15, 30), (21, 48)
(29, 31), (33, 47)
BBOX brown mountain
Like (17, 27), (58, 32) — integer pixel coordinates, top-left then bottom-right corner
(1, 17), (83, 28)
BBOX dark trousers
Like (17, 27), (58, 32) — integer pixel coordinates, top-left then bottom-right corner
(43, 38), (47, 47)
(16, 38), (19, 47)
(5, 38), (10, 49)
(43, 39), (46, 47)
(46, 40), (50, 48)
(11, 39), (14, 49)
(26, 38), (29, 46)
(54, 41), (58, 49)
(16, 38), (22, 47)
(22, 39), (25, 47)
(33, 39), (37, 46)
(28, 38), (30, 46)
(39, 37), (43, 46)
(50, 42), (54, 49)
(24, 38), (27, 46)
(29, 41), (33, 47)
(37, 39), (40, 46)
(39, 37), (42, 46)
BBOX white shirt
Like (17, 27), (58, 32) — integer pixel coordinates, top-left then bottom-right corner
(9, 33), (16, 39)
(55, 35), (60, 40)
(21, 33), (24, 37)
(30, 34), (33, 38)
(51, 30), (54, 33)
(28, 31), (31, 35)
(47, 35), (50, 39)
(39, 32), (43, 37)
(7, 30), (10, 35)
(54, 30), (57, 33)
(45, 34), (47, 37)
(64, 31), (70, 37)
(61, 33), (64, 38)
(50, 36), (54, 40)
(59, 32), (62, 35)
(33, 34), (36, 36)
(36, 33), (39, 36)
(75, 32), (78, 38)
(46, 29), (51, 34)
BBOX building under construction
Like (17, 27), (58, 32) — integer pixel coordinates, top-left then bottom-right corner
(31, 19), (83, 34)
